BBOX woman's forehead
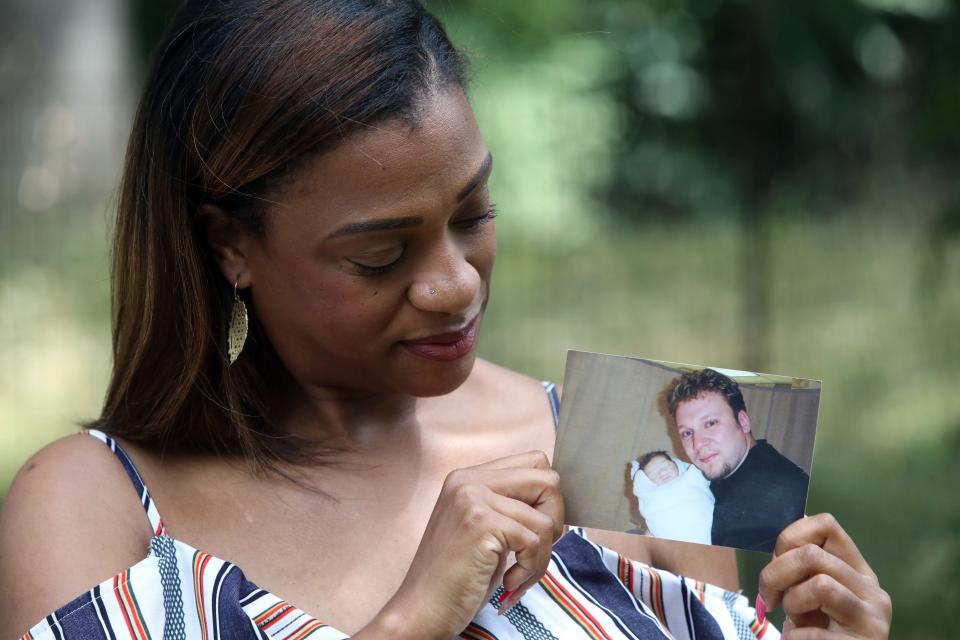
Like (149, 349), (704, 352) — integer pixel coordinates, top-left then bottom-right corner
(267, 89), (490, 228)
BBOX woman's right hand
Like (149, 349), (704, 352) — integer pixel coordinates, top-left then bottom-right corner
(759, 513), (892, 639)
(355, 450), (565, 640)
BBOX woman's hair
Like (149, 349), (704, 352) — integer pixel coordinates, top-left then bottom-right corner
(87, 0), (469, 470)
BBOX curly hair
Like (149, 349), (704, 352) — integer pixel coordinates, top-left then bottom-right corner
(666, 368), (747, 420)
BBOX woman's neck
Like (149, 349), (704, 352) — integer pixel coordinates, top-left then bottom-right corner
(272, 381), (425, 458)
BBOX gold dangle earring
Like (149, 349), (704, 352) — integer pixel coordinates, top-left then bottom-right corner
(228, 278), (248, 365)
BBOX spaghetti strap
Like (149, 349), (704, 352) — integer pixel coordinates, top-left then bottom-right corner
(84, 429), (166, 537)
(542, 380), (560, 428)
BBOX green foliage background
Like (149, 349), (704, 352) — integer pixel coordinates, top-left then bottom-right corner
(2, 0), (959, 636)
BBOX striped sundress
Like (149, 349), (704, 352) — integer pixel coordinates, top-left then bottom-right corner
(22, 383), (778, 640)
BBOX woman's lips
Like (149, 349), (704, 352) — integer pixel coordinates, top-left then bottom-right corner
(401, 317), (479, 362)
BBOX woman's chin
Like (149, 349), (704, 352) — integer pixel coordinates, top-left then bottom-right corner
(397, 349), (478, 398)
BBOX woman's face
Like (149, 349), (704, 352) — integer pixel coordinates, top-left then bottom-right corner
(239, 88), (495, 399)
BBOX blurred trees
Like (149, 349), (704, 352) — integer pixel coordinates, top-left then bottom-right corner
(129, 0), (960, 224)
(424, 0), (960, 369)
(129, 0), (181, 71)
(428, 0), (959, 212)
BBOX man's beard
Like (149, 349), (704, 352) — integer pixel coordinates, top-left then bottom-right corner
(703, 446), (752, 481)
(703, 460), (737, 481)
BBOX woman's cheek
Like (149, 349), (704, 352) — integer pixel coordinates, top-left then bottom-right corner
(320, 278), (399, 333)
(464, 231), (496, 291)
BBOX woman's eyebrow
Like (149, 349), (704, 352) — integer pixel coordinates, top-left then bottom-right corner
(326, 152), (493, 239)
(457, 151), (493, 202)
(326, 216), (424, 239)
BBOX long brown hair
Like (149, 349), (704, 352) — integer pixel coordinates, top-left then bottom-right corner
(88, 0), (469, 471)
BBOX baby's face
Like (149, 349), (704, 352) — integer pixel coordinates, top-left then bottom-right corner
(643, 456), (679, 485)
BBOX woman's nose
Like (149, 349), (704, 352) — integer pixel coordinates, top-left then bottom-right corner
(408, 241), (482, 315)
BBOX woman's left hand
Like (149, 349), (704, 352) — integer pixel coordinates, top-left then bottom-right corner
(759, 513), (892, 639)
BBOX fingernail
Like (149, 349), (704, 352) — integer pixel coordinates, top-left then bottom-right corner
(497, 589), (515, 605)
(755, 594), (766, 623)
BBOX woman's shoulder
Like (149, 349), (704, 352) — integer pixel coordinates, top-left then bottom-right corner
(449, 359), (560, 457)
(0, 432), (155, 638)
(465, 359), (559, 418)
(469, 357), (556, 395)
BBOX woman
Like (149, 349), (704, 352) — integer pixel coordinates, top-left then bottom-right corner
(0, 1), (891, 638)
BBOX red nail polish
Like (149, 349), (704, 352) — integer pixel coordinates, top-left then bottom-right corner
(756, 594), (767, 623)
(498, 589), (514, 605)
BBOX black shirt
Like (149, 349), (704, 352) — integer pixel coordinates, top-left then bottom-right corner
(710, 439), (810, 552)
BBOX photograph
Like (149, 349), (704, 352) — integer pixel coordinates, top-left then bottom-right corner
(555, 351), (819, 553)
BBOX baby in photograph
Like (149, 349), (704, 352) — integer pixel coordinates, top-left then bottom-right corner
(630, 451), (715, 545)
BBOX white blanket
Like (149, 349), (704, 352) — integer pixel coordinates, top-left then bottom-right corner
(631, 456), (714, 545)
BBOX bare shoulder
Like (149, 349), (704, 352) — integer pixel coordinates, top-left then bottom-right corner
(468, 358), (556, 420)
(0, 433), (154, 638)
(464, 359), (559, 458)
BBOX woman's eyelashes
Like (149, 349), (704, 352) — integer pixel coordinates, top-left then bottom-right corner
(346, 204), (498, 277)
(346, 246), (406, 276)
(454, 203), (498, 230)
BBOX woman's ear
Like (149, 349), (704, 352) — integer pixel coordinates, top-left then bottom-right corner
(198, 204), (251, 287)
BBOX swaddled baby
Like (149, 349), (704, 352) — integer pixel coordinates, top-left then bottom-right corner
(630, 451), (715, 545)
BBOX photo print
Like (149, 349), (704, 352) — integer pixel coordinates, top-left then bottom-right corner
(554, 351), (820, 553)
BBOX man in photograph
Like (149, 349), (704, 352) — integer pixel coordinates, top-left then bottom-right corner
(667, 368), (809, 552)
